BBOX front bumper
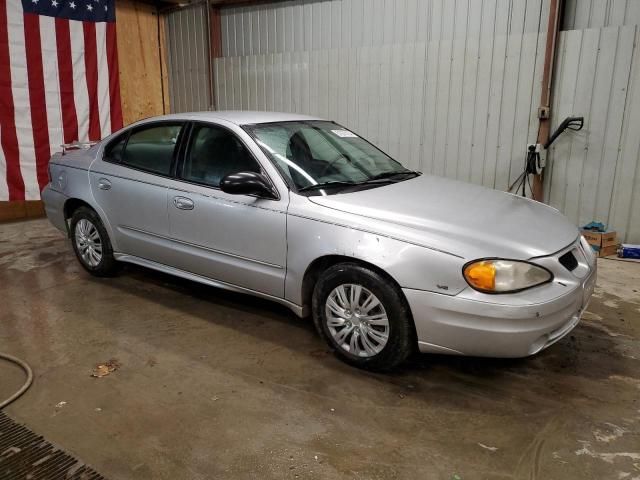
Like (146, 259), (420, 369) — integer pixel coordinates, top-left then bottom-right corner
(405, 261), (596, 358)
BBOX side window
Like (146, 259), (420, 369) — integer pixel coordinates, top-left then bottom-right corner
(120, 124), (182, 176)
(104, 133), (127, 163)
(181, 124), (260, 188)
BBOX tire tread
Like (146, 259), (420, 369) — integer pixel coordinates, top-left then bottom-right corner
(70, 206), (119, 277)
(312, 262), (415, 371)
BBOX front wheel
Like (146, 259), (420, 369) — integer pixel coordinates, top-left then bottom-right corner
(312, 263), (415, 370)
(70, 207), (118, 276)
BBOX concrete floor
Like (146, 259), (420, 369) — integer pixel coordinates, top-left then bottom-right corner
(1, 219), (639, 480)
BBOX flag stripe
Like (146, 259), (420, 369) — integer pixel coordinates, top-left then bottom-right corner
(69, 19), (90, 141)
(24, 12), (50, 192)
(40, 15), (64, 155)
(106, 21), (123, 131)
(54, 18), (78, 143)
(95, 22), (111, 139)
(0, 0), (24, 200)
(82, 22), (100, 141)
(7, 0), (38, 200)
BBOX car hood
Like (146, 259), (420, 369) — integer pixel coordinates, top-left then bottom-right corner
(307, 174), (579, 259)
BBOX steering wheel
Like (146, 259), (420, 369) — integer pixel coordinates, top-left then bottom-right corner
(318, 153), (352, 177)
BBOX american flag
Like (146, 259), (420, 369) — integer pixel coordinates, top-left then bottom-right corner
(0, 0), (122, 201)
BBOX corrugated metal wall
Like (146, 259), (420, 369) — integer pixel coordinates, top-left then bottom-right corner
(221, 0), (548, 55)
(545, 23), (640, 242)
(563, 0), (640, 29)
(163, 0), (640, 242)
(165, 2), (212, 113)
(214, 0), (550, 192)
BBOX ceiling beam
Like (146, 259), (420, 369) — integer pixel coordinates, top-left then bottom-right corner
(210, 0), (281, 6)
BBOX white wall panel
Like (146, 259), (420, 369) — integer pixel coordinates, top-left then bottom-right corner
(564, 0), (640, 29)
(214, 29), (546, 191)
(166, 2), (211, 113)
(212, 0), (640, 242)
(545, 25), (640, 242)
(221, 0), (548, 56)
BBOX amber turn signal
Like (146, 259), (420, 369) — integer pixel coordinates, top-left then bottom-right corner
(463, 261), (496, 291)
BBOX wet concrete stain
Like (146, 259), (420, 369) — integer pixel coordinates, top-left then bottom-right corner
(0, 219), (638, 480)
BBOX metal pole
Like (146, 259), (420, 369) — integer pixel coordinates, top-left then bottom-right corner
(157, 5), (167, 115)
(206, 0), (216, 110)
(533, 0), (563, 202)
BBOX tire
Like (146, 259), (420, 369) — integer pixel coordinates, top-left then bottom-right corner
(312, 262), (415, 370)
(70, 207), (119, 277)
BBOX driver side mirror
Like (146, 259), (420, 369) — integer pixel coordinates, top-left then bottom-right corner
(220, 171), (277, 199)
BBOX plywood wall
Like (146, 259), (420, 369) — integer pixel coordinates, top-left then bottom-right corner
(115, 0), (169, 125)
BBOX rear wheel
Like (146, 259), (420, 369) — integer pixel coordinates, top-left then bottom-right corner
(312, 263), (415, 370)
(70, 207), (118, 276)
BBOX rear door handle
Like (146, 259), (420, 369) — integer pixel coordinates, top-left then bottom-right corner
(98, 178), (111, 190)
(173, 196), (194, 210)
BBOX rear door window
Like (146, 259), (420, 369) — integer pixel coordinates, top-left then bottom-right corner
(120, 123), (182, 176)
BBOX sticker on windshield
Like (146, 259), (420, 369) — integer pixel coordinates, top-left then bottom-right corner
(331, 129), (358, 138)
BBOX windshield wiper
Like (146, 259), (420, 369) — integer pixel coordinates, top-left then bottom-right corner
(298, 172), (420, 193)
(298, 181), (359, 192)
(363, 170), (421, 183)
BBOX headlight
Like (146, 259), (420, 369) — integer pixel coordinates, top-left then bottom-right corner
(463, 259), (552, 293)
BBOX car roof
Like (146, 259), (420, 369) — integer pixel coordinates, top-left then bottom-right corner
(137, 111), (324, 126)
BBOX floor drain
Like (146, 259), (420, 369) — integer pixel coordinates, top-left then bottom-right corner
(0, 411), (107, 479)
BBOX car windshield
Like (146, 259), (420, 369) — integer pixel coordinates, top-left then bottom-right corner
(244, 121), (418, 195)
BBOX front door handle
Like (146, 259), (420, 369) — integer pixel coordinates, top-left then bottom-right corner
(173, 196), (194, 210)
(98, 178), (111, 190)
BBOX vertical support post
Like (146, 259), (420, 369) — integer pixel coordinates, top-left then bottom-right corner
(156, 4), (166, 115)
(533, 0), (563, 201)
(207, 1), (223, 110)
(205, 0), (214, 110)
(209, 4), (222, 109)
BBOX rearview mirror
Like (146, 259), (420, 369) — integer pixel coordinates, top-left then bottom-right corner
(220, 171), (277, 199)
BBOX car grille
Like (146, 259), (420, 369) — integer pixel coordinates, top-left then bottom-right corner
(559, 250), (578, 271)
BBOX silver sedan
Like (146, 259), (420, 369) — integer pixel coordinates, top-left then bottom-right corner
(42, 111), (596, 370)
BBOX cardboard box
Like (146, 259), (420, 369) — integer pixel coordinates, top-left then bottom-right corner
(598, 244), (619, 258)
(581, 230), (617, 249)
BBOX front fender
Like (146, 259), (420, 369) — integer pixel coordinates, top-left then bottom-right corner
(285, 212), (468, 306)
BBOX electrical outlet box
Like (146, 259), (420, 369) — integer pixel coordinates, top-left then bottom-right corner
(538, 106), (550, 119)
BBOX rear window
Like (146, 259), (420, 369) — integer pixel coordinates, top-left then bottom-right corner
(107, 123), (183, 176)
(104, 134), (127, 163)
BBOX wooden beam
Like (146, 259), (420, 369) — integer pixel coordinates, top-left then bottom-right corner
(158, 6), (170, 113)
(0, 201), (45, 223)
(533, 0), (563, 201)
(210, 0), (281, 6)
(210, 5), (222, 58)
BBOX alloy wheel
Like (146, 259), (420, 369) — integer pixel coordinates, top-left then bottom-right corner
(75, 219), (103, 267)
(325, 283), (390, 357)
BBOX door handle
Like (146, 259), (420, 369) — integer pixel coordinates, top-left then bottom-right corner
(98, 178), (111, 190)
(173, 196), (194, 210)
